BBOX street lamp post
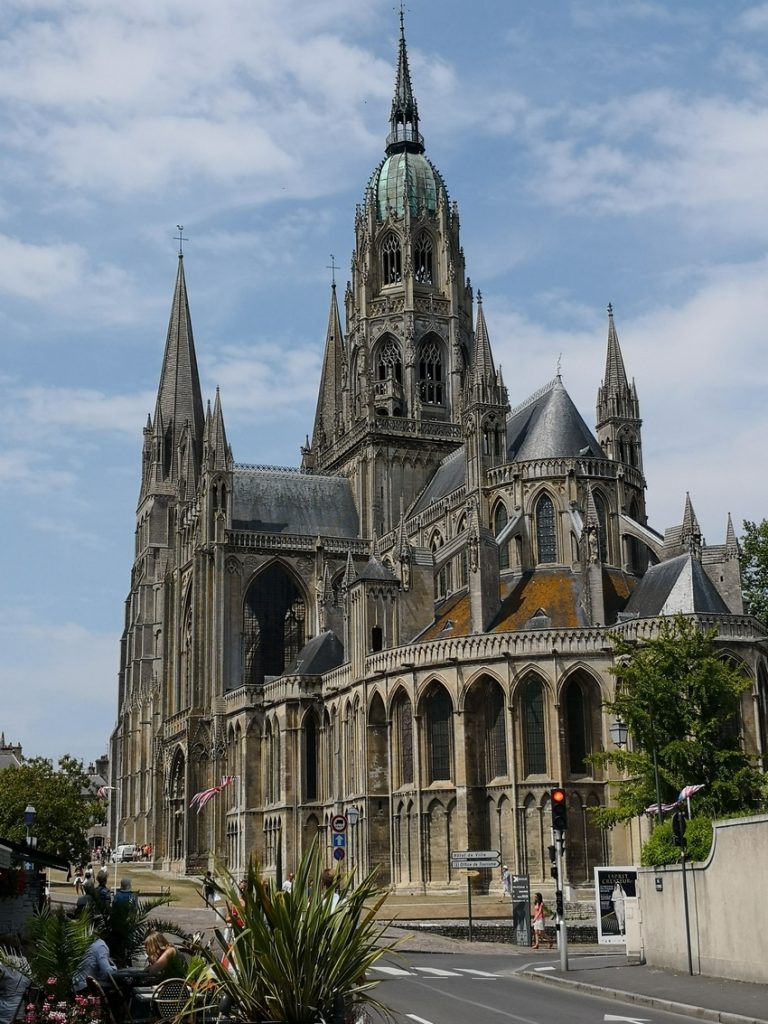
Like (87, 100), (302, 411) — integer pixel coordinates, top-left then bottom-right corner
(24, 804), (36, 846)
(610, 715), (664, 827)
(346, 806), (360, 885)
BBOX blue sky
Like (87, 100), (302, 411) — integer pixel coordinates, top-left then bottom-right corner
(2, 0), (768, 765)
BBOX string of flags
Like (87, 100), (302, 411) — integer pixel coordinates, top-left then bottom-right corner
(645, 783), (705, 817)
(190, 776), (235, 813)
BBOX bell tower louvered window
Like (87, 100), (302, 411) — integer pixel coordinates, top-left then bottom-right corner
(414, 232), (433, 284)
(418, 338), (443, 405)
(382, 233), (402, 284)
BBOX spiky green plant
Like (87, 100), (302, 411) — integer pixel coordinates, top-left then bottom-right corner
(0, 905), (93, 1001)
(188, 841), (398, 1023)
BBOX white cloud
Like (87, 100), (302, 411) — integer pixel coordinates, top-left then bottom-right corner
(0, 448), (75, 492)
(14, 387), (155, 436)
(735, 3), (768, 31)
(526, 90), (768, 233)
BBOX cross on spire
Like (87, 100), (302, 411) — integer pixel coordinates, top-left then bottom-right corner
(326, 254), (339, 287)
(174, 225), (189, 257)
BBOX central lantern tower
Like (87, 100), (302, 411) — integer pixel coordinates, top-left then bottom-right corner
(303, 16), (475, 537)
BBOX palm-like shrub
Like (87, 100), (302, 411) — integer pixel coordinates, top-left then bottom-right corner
(190, 843), (397, 1023)
(0, 905), (93, 1001)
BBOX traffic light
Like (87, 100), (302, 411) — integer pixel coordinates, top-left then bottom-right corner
(551, 787), (568, 832)
(555, 889), (564, 917)
(672, 810), (687, 849)
(547, 844), (557, 879)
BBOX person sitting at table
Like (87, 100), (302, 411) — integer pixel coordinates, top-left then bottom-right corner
(73, 936), (117, 993)
(144, 932), (186, 979)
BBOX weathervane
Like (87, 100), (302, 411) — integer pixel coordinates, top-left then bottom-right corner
(175, 225), (189, 256)
(326, 254), (339, 287)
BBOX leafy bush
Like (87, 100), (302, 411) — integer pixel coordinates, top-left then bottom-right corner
(86, 893), (189, 967)
(641, 814), (713, 866)
(0, 906), (93, 1001)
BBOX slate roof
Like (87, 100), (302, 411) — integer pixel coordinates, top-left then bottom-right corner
(507, 377), (605, 462)
(232, 468), (359, 537)
(411, 377), (604, 516)
(358, 555), (398, 582)
(287, 631), (344, 675)
(623, 554), (730, 617)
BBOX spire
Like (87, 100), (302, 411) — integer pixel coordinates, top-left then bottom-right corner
(342, 549), (358, 590)
(311, 282), (345, 451)
(154, 255), (205, 481)
(472, 291), (496, 386)
(681, 492), (702, 557)
(603, 302), (629, 393)
(386, 11), (424, 155)
(207, 387), (230, 471)
(726, 512), (739, 555)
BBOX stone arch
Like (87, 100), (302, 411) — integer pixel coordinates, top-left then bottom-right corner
(493, 499), (510, 570)
(592, 488), (610, 563)
(534, 489), (558, 565)
(463, 675), (507, 862)
(391, 686), (414, 789)
(243, 560), (307, 686)
(425, 797), (449, 883)
(413, 229), (434, 284)
(521, 792), (543, 881)
(301, 707), (321, 803)
(168, 747), (186, 862)
(561, 669), (603, 780)
(380, 230), (402, 285)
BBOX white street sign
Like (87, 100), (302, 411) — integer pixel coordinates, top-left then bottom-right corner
(331, 814), (347, 833)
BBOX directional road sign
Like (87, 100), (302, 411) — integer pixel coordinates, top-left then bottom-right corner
(450, 849), (500, 869)
(332, 833), (346, 849)
(331, 814), (347, 833)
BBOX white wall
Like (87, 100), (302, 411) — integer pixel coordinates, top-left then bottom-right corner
(638, 814), (768, 983)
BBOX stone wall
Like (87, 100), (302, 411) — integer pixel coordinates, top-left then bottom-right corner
(638, 814), (768, 983)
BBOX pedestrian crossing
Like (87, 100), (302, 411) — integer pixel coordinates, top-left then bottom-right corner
(371, 964), (500, 979)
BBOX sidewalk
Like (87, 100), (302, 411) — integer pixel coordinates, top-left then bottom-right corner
(385, 927), (768, 1024)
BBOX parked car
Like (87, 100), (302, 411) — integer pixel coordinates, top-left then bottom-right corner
(113, 844), (138, 862)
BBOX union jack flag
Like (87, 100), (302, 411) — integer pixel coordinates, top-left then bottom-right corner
(96, 786), (115, 799)
(190, 776), (235, 813)
(644, 801), (679, 815)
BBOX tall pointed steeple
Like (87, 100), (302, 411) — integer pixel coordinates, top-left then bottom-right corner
(681, 492), (702, 557)
(386, 10), (424, 155)
(463, 293), (509, 496)
(153, 255), (205, 482)
(206, 387), (230, 472)
(472, 292), (496, 386)
(310, 282), (345, 454)
(595, 303), (643, 474)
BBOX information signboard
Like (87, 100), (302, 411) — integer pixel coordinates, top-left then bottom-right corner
(594, 865), (637, 944)
(450, 849), (500, 869)
(510, 873), (531, 947)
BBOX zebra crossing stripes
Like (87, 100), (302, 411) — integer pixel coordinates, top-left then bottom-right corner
(370, 964), (500, 979)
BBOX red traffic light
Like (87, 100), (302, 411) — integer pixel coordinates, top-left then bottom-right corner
(551, 787), (568, 831)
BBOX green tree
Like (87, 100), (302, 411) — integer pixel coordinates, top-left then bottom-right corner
(591, 614), (766, 829)
(0, 757), (100, 862)
(741, 519), (768, 628)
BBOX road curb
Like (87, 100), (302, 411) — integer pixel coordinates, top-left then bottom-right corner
(519, 968), (768, 1024)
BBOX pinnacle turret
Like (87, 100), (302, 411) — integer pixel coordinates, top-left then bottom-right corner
(595, 303), (643, 476)
(310, 283), (345, 453)
(386, 11), (424, 155)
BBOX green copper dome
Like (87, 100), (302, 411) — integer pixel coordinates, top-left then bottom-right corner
(374, 151), (443, 220)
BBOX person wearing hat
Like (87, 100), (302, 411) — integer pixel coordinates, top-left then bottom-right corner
(114, 877), (136, 907)
(499, 864), (512, 901)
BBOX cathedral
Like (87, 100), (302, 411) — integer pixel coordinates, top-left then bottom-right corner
(111, 20), (768, 890)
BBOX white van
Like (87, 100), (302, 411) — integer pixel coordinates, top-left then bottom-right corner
(113, 844), (137, 863)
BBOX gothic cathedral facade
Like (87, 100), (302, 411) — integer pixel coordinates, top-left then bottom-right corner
(111, 22), (768, 889)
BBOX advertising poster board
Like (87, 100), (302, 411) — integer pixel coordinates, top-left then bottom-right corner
(594, 866), (637, 944)
(510, 873), (531, 947)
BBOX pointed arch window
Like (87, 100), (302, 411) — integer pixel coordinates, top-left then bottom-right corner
(381, 233), (402, 285)
(425, 686), (453, 783)
(536, 493), (557, 564)
(418, 338), (444, 405)
(431, 531), (447, 601)
(486, 685), (507, 779)
(521, 677), (547, 775)
(303, 713), (319, 802)
(377, 337), (403, 384)
(243, 565), (305, 686)
(594, 493), (608, 563)
(395, 694), (414, 786)
(414, 232), (433, 284)
(494, 503), (510, 570)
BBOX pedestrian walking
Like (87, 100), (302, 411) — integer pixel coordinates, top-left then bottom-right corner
(531, 892), (554, 949)
(203, 870), (215, 907)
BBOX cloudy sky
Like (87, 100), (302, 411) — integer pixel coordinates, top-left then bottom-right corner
(2, 0), (768, 765)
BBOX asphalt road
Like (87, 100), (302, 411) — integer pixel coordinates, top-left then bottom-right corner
(369, 951), (703, 1024)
